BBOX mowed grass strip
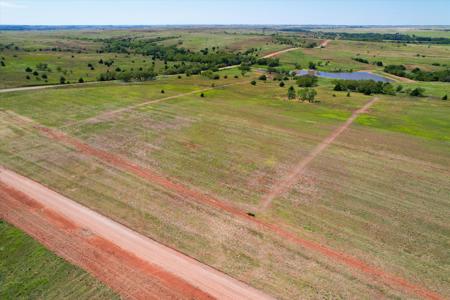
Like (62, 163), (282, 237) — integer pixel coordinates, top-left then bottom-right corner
(0, 220), (119, 300)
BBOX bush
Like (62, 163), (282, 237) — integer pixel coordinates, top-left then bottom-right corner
(287, 86), (296, 99)
(59, 76), (66, 84)
(251, 80), (256, 85)
(78, 77), (84, 83)
(442, 94), (447, 100)
(296, 75), (318, 87)
(279, 81), (285, 87)
(25, 67), (32, 72)
(298, 88), (317, 102)
(410, 87), (425, 97)
(200, 93), (205, 97)
(258, 74), (267, 81)
(352, 57), (369, 64)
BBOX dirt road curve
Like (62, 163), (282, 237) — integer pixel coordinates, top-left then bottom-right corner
(0, 166), (274, 300)
(317, 39), (330, 48)
(262, 47), (299, 58)
(260, 97), (379, 209)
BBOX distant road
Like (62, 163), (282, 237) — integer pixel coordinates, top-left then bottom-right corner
(0, 166), (274, 300)
(0, 81), (103, 94)
(0, 48), (299, 93)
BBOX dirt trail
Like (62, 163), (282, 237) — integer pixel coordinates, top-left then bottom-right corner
(20, 118), (444, 300)
(317, 39), (331, 48)
(63, 81), (248, 128)
(260, 97), (379, 210)
(0, 166), (274, 300)
(262, 47), (299, 58)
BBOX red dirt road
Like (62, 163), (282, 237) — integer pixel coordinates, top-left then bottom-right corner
(262, 47), (299, 58)
(0, 166), (274, 300)
(29, 119), (445, 300)
(260, 97), (379, 210)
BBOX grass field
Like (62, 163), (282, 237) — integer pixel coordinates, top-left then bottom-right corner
(1, 69), (449, 298)
(0, 220), (118, 299)
(277, 39), (450, 73)
(1, 27), (449, 299)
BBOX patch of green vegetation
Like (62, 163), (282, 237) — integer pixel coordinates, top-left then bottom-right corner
(0, 220), (118, 300)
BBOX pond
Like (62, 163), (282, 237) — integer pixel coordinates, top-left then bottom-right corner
(294, 70), (392, 82)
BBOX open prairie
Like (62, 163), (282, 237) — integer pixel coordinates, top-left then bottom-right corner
(1, 24), (449, 299)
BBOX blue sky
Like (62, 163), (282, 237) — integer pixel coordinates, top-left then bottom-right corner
(0, 0), (449, 25)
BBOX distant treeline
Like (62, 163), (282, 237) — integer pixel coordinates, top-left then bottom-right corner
(323, 32), (450, 44)
(99, 37), (261, 69)
(384, 65), (450, 82)
(280, 29), (450, 44)
(333, 80), (395, 95)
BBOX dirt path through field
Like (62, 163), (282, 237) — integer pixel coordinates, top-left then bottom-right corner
(63, 80), (248, 128)
(262, 47), (299, 58)
(317, 39), (331, 48)
(260, 97), (379, 210)
(0, 166), (274, 300)
(16, 117), (443, 300)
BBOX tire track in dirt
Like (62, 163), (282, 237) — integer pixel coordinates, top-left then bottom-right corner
(0, 168), (274, 300)
(260, 97), (379, 210)
(19, 115), (445, 300)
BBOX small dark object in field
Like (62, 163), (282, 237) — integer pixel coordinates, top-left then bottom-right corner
(178, 75), (182, 79)
(251, 80), (256, 85)
(224, 75), (228, 79)
(279, 81), (285, 87)
(234, 75), (239, 78)
(161, 89), (165, 94)
(247, 212), (255, 217)
(442, 94), (447, 100)
(200, 93), (205, 97)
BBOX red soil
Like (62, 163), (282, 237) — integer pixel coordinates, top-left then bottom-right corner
(0, 182), (213, 300)
(33, 121), (444, 300)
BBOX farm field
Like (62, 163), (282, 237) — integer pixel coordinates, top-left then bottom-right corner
(277, 39), (450, 73)
(1, 67), (449, 298)
(0, 24), (449, 300)
(0, 220), (118, 299)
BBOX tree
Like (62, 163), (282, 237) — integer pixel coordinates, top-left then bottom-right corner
(1, 61), (5, 67)
(258, 74), (267, 81)
(287, 86), (296, 100)
(396, 85), (403, 92)
(442, 94), (447, 100)
(33, 71), (39, 76)
(251, 80), (256, 86)
(410, 87), (425, 97)
(279, 81), (285, 87)
(200, 93), (205, 97)
(78, 77), (84, 83)
(296, 75), (318, 87)
(308, 61), (317, 70)
(298, 88), (317, 103)
(25, 67), (32, 72)
(60, 76), (66, 84)
(161, 89), (165, 94)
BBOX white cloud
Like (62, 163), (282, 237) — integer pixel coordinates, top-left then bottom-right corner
(0, 1), (27, 8)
